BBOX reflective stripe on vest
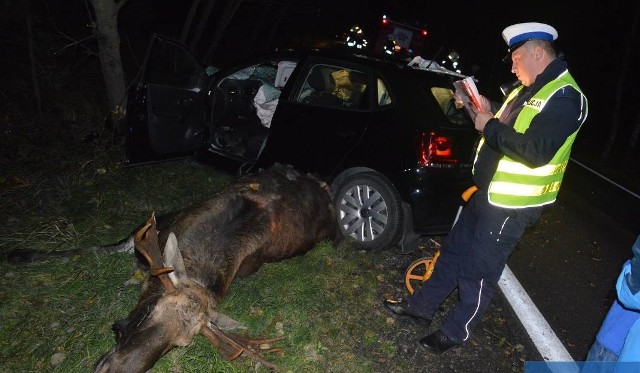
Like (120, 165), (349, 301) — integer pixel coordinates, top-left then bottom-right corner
(474, 69), (588, 208)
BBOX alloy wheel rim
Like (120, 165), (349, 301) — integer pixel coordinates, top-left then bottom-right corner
(339, 184), (388, 242)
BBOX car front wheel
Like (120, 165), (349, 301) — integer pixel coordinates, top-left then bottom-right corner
(334, 172), (403, 251)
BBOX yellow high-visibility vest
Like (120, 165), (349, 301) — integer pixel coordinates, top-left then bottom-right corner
(474, 70), (588, 208)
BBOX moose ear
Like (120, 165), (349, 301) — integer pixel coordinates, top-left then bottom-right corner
(210, 311), (248, 331)
(112, 319), (129, 341)
(164, 232), (188, 285)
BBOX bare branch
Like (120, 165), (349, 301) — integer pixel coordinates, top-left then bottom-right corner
(116, 0), (130, 12)
(45, 0), (95, 54)
(53, 34), (96, 55)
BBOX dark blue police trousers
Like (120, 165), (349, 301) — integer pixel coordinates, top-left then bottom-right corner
(407, 189), (544, 342)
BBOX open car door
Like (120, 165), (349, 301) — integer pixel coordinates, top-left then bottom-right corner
(124, 34), (209, 164)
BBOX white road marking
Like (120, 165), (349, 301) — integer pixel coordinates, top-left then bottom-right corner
(499, 265), (577, 364)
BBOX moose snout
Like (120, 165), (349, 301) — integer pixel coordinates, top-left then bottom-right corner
(94, 347), (162, 373)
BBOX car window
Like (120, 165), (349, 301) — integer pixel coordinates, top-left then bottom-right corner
(217, 60), (298, 129)
(145, 41), (206, 91)
(377, 78), (392, 106)
(296, 64), (369, 110)
(430, 86), (471, 126)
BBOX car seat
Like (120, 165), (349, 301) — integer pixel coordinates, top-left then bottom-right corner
(301, 68), (343, 107)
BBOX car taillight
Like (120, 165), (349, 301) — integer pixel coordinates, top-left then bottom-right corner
(419, 132), (458, 167)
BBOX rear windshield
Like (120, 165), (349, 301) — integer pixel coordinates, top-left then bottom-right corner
(417, 78), (474, 128)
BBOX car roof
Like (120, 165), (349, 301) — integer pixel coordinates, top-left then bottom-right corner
(259, 48), (470, 80)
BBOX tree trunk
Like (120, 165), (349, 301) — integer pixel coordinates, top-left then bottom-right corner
(203, 0), (244, 64)
(263, 6), (287, 53)
(242, 3), (269, 59)
(188, 0), (217, 53)
(627, 111), (640, 159)
(624, 7), (640, 158)
(89, 0), (129, 127)
(180, 0), (204, 44)
(602, 58), (627, 160)
(26, 0), (44, 123)
(602, 4), (639, 160)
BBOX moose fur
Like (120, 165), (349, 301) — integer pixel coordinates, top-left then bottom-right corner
(93, 163), (337, 372)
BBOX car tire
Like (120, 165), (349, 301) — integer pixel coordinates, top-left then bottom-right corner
(334, 172), (403, 251)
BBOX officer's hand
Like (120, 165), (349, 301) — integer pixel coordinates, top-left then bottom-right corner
(453, 92), (463, 106)
(473, 111), (494, 133)
(467, 95), (493, 133)
(477, 95), (493, 113)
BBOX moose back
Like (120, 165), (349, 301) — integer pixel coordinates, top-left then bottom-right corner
(94, 163), (337, 372)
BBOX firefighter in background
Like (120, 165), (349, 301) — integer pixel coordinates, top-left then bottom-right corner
(344, 25), (368, 50)
(383, 22), (588, 353)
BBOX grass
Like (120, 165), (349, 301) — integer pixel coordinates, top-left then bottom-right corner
(0, 252), (139, 371)
(0, 129), (394, 372)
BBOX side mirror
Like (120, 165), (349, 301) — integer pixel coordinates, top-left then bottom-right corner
(205, 66), (219, 76)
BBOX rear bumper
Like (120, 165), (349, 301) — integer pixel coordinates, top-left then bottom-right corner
(398, 165), (473, 235)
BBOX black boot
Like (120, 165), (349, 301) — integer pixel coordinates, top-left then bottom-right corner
(419, 330), (463, 354)
(382, 300), (432, 327)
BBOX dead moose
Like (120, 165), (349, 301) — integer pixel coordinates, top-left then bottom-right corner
(93, 163), (337, 372)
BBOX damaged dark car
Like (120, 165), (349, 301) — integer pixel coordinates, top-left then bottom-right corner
(123, 34), (480, 252)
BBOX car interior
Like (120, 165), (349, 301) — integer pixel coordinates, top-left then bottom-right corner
(210, 61), (296, 158)
(297, 65), (369, 110)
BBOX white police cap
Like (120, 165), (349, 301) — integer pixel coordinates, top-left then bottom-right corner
(502, 22), (558, 52)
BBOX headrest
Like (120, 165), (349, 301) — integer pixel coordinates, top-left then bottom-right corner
(307, 68), (327, 90)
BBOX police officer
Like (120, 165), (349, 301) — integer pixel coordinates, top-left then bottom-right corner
(383, 22), (589, 353)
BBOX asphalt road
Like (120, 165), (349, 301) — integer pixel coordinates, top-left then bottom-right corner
(507, 159), (639, 361)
